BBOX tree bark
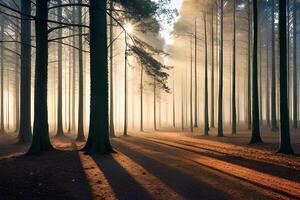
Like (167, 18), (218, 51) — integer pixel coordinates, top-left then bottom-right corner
(204, 13), (209, 136)
(277, 0), (294, 154)
(293, 0), (298, 128)
(83, 0), (112, 154)
(56, 0), (64, 137)
(232, 0), (237, 134)
(249, 0), (262, 144)
(218, 0), (224, 137)
(27, 0), (54, 154)
(109, 0), (115, 137)
(77, 0), (85, 141)
(18, 0), (32, 143)
(271, 0), (277, 131)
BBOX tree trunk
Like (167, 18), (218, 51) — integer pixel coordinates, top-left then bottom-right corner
(204, 13), (209, 136)
(277, 0), (294, 154)
(247, 0), (252, 130)
(266, 43), (270, 127)
(18, 0), (32, 143)
(190, 39), (193, 132)
(27, 0), (53, 154)
(293, 0), (298, 129)
(249, 0), (262, 144)
(232, 0), (237, 134)
(0, 16), (4, 135)
(154, 78), (157, 131)
(77, 0), (85, 141)
(194, 18), (198, 128)
(83, 0), (112, 154)
(124, 32), (128, 136)
(109, 0), (115, 137)
(56, 0), (64, 137)
(210, 8), (215, 128)
(271, 0), (277, 131)
(140, 64), (144, 132)
(218, 0), (224, 137)
(172, 69), (176, 128)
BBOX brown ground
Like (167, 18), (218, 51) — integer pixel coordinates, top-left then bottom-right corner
(0, 129), (300, 200)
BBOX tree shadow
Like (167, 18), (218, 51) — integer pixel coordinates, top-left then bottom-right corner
(0, 150), (93, 200)
(112, 141), (231, 200)
(91, 154), (155, 200)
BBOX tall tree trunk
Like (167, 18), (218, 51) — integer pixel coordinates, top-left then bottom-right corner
(140, 64), (144, 132)
(72, 7), (76, 133)
(27, 0), (53, 154)
(247, 0), (252, 130)
(172, 69), (176, 128)
(204, 13), (209, 136)
(249, 0), (262, 144)
(124, 32), (128, 136)
(109, 0), (115, 137)
(154, 78), (157, 131)
(293, 0), (298, 129)
(232, 0), (237, 134)
(15, 27), (20, 133)
(77, 0), (85, 141)
(278, 0), (294, 154)
(56, 0), (64, 137)
(18, 0), (32, 143)
(83, 0), (112, 154)
(218, 0), (224, 137)
(210, 8), (215, 128)
(266, 43), (270, 127)
(0, 16), (4, 135)
(271, 0), (277, 131)
(259, 34), (263, 125)
(194, 18), (198, 128)
(190, 38), (193, 132)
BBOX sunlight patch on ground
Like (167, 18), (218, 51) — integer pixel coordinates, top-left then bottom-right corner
(78, 152), (117, 200)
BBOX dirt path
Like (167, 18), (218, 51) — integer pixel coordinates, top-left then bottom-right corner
(0, 132), (299, 200)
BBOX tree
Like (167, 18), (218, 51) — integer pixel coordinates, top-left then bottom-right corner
(293, 0), (298, 129)
(210, 7), (215, 128)
(277, 0), (294, 154)
(271, 0), (277, 132)
(27, 0), (54, 154)
(218, 0), (224, 137)
(76, 0), (85, 141)
(140, 63), (144, 132)
(109, 0), (116, 137)
(232, 0), (237, 134)
(204, 12), (209, 136)
(194, 18), (198, 128)
(247, 0), (252, 130)
(249, 0), (262, 144)
(56, 0), (64, 137)
(82, 0), (113, 154)
(0, 15), (4, 135)
(18, 0), (32, 143)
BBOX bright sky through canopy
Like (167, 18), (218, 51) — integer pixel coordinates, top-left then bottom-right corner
(154, 0), (183, 46)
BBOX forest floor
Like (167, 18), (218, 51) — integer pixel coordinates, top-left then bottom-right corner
(0, 129), (300, 200)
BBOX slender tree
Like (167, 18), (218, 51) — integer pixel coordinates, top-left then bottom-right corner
(109, 0), (115, 137)
(247, 0), (251, 130)
(27, 0), (54, 154)
(232, 0), (237, 134)
(77, 0), (85, 141)
(194, 18), (198, 128)
(18, 0), (32, 143)
(218, 0), (224, 137)
(211, 8), (215, 128)
(271, 0), (277, 131)
(249, 0), (262, 144)
(124, 31), (128, 136)
(277, 0), (294, 154)
(204, 12), (209, 136)
(0, 16), (4, 135)
(56, 0), (64, 137)
(293, 0), (298, 129)
(140, 63), (144, 132)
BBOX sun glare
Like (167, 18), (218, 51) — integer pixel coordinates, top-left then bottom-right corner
(124, 23), (134, 34)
